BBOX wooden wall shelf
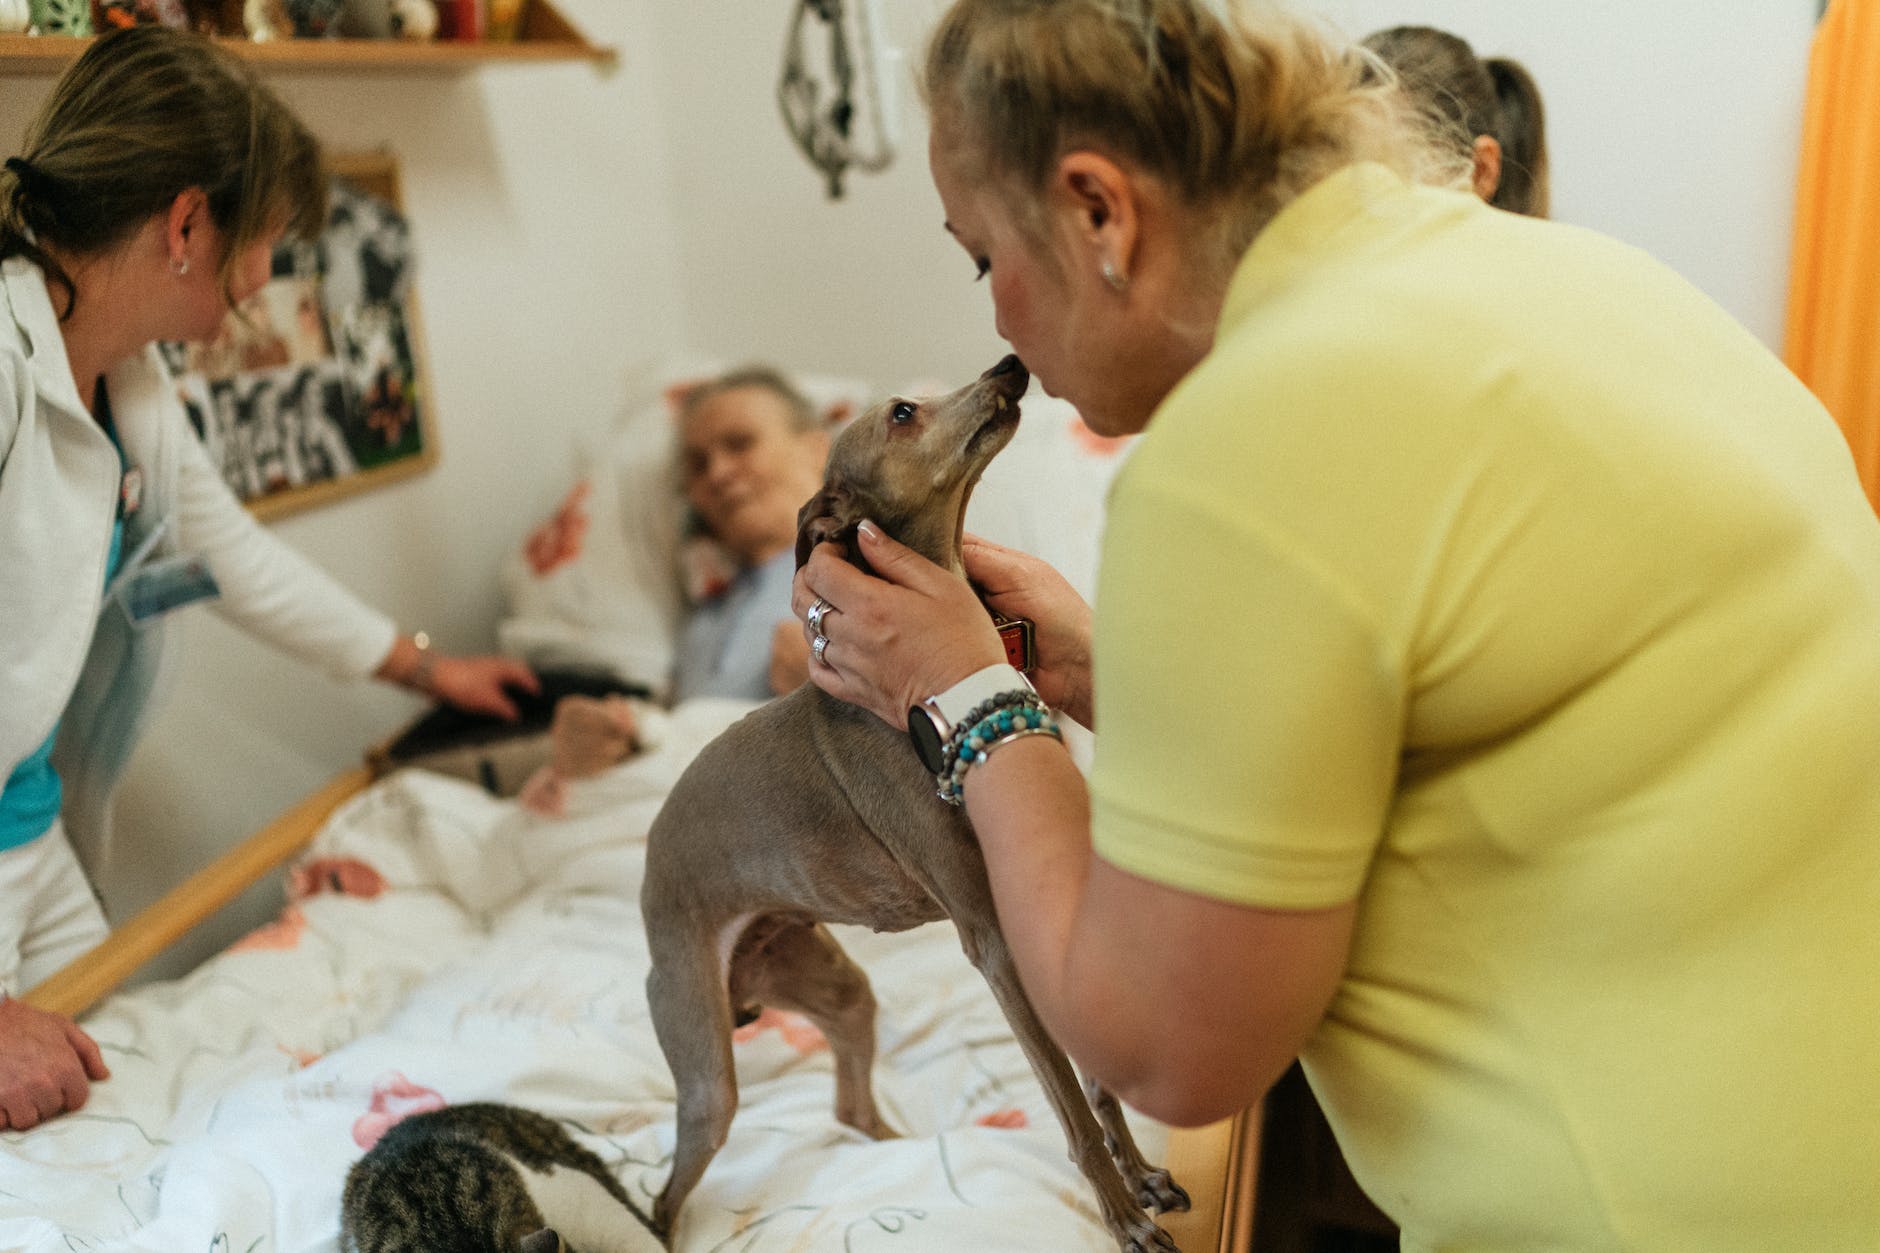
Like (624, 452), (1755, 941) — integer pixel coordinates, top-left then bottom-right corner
(0, 1), (614, 76)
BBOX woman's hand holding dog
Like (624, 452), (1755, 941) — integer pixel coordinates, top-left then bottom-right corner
(961, 535), (1095, 728)
(794, 522), (1005, 727)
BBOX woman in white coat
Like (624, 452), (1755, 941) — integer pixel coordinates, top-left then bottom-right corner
(0, 26), (535, 1132)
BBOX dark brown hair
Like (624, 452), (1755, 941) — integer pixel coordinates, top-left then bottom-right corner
(0, 24), (326, 318)
(1362, 24), (1549, 217)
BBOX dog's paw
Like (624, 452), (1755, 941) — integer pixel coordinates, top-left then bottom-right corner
(1119, 1217), (1181, 1253)
(1133, 1167), (1191, 1215)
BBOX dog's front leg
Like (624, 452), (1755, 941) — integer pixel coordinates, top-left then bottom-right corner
(957, 916), (1180, 1253)
(1085, 1076), (1191, 1214)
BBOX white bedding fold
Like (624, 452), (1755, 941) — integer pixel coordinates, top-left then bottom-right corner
(0, 696), (1162, 1251)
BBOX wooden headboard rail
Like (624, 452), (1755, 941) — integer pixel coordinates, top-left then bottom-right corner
(22, 765), (373, 1019)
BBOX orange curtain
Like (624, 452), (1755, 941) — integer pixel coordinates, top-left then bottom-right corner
(1786, 0), (1880, 511)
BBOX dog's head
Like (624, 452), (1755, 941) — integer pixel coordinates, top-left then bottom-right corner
(795, 355), (1028, 576)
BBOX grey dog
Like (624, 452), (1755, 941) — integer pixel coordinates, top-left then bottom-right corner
(640, 357), (1187, 1251)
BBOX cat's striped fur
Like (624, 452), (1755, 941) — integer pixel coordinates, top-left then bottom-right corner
(340, 1102), (661, 1253)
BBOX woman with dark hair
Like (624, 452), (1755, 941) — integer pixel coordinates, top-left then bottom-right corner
(0, 26), (535, 1131)
(1364, 23), (1550, 217)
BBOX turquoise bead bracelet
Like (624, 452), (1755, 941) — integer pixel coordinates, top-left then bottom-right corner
(936, 693), (1062, 805)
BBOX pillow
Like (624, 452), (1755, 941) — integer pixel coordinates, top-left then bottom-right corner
(496, 396), (685, 697)
(497, 360), (872, 699)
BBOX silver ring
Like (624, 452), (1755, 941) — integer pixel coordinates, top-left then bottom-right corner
(806, 596), (832, 636)
(811, 633), (831, 665)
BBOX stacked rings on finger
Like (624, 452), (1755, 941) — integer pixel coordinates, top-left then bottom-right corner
(812, 634), (831, 664)
(807, 596), (832, 636)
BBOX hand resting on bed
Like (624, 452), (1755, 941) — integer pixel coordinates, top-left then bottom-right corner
(0, 995), (108, 1131)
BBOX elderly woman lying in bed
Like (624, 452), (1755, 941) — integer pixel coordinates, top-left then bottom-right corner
(521, 366), (832, 808)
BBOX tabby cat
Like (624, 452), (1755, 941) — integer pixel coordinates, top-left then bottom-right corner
(340, 1102), (662, 1253)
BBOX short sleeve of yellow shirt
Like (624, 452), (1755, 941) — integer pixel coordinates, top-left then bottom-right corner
(1086, 164), (1880, 1251)
(1090, 473), (1403, 909)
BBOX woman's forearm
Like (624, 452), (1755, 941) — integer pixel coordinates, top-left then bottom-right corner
(963, 737), (1355, 1125)
(374, 631), (427, 690)
(964, 737), (1093, 1000)
(962, 738), (1159, 1096)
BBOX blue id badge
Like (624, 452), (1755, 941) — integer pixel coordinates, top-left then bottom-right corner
(119, 553), (221, 625)
(105, 517), (221, 626)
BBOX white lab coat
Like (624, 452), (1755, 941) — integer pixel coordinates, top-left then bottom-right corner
(0, 256), (395, 884)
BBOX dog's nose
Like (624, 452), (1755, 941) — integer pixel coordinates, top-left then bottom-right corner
(985, 354), (1025, 379)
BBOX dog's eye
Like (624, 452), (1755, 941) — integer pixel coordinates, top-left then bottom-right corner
(890, 401), (916, 426)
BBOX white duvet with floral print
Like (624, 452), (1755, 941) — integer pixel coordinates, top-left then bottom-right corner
(0, 697), (1163, 1252)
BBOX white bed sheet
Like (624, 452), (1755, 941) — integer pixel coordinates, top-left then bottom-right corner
(0, 698), (1164, 1252)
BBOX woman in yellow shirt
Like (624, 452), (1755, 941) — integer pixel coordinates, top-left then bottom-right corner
(795, 2), (1880, 1248)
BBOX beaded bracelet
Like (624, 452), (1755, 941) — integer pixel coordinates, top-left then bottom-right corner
(936, 694), (1062, 805)
(938, 690), (1046, 773)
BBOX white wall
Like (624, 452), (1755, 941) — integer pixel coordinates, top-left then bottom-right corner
(645, 0), (1006, 390)
(4, 1), (1821, 980)
(657, 0), (1817, 369)
(1309, 0), (1817, 348)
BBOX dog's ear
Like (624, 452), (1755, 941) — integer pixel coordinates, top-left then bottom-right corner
(795, 485), (855, 569)
(794, 482), (875, 576)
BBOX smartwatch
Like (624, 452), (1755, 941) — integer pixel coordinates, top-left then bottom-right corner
(907, 663), (1036, 774)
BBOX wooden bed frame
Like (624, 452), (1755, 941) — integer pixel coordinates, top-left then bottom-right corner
(22, 766), (1260, 1251)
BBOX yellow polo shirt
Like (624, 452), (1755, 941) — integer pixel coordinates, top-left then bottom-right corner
(1091, 163), (1880, 1250)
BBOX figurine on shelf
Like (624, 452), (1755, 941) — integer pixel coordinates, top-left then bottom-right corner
(283, 0), (343, 35)
(29, 0), (92, 35)
(388, 0), (432, 39)
(189, 0), (225, 32)
(242, 0), (287, 37)
(432, 0), (474, 39)
(335, 0), (389, 37)
(485, 0), (519, 40)
(92, 0), (192, 31)
(244, 0), (341, 37)
(0, 0), (29, 33)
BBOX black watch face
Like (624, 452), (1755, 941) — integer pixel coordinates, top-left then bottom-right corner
(908, 707), (947, 774)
